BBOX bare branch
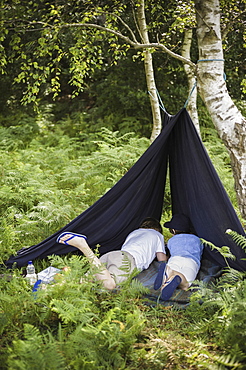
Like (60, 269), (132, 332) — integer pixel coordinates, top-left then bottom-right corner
(12, 20), (196, 69)
(61, 22), (137, 46)
(137, 43), (196, 69)
(129, 0), (141, 41)
(63, 23), (195, 68)
(109, 12), (138, 43)
(93, 8), (139, 43)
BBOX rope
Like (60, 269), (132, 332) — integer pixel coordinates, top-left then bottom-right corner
(184, 58), (226, 107)
(156, 89), (166, 112)
(149, 60), (226, 112)
(184, 81), (197, 108)
(197, 59), (226, 80)
(197, 59), (225, 62)
(148, 90), (167, 114)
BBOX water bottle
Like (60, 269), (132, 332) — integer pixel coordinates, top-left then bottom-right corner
(25, 261), (37, 285)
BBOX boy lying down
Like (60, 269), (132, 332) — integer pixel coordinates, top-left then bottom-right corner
(56, 214), (203, 300)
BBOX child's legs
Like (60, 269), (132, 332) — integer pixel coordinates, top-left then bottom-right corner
(57, 233), (116, 290)
(100, 251), (137, 285)
(166, 256), (199, 290)
(164, 265), (188, 290)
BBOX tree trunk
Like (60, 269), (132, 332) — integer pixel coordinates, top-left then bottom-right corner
(181, 29), (200, 135)
(195, 0), (246, 219)
(136, 0), (162, 142)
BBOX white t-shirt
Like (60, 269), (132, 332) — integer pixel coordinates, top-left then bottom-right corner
(121, 228), (165, 271)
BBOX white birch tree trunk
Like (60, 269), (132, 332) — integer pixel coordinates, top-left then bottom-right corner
(137, 0), (162, 142)
(181, 29), (200, 135)
(195, 0), (246, 218)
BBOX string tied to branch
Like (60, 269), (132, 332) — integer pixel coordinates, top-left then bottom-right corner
(184, 58), (226, 107)
(197, 58), (225, 63)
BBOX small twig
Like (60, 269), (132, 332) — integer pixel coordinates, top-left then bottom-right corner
(95, 9), (139, 43)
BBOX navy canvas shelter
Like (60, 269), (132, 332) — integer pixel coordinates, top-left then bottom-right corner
(5, 108), (246, 271)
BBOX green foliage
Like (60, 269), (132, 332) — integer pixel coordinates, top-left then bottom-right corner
(0, 252), (150, 369)
(1, 0), (132, 103)
(187, 232), (246, 366)
(0, 107), (245, 369)
(7, 324), (66, 370)
(0, 112), (40, 149)
(64, 306), (145, 369)
(0, 126), (148, 263)
(200, 238), (236, 268)
(188, 278), (246, 365)
(226, 229), (246, 251)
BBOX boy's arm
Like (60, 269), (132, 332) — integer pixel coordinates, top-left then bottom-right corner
(156, 252), (168, 262)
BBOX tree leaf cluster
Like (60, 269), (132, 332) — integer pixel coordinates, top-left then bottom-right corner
(1, 0), (245, 107)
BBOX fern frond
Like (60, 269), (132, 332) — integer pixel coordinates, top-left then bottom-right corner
(7, 324), (66, 370)
(200, 238), (235, 268)
(216, 268), (245, 288)
(226, 229), (246, 251)
(119, 253), (134, 274)
(213, 353), (242, 369)
(130, 278), (150, 295)
(50, 298), (98, 325)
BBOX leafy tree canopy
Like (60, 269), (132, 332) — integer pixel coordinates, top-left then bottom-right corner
(0, 0), (245, 109)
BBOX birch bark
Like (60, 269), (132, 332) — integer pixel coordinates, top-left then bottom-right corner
(195, 0), (246, 218)
(136, 0), (162, 141)
(181, 29), (200, 135)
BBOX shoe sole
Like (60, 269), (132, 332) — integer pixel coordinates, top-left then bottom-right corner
(160, 275), (182, 301)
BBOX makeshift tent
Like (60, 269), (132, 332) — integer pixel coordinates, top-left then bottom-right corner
(5, 108), (246, 271)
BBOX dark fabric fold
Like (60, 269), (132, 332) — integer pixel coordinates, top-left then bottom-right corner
(168, 110), (246, 270)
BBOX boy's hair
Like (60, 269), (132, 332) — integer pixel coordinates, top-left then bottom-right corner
(139, 217), (163, 234)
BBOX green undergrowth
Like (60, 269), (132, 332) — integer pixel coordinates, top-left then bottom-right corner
(0, 128), (149, 263)
(1, 120), (246, 369)
(1, 248), (246, 369)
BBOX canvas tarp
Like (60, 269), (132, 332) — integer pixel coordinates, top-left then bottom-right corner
(5, 108), (246, 271)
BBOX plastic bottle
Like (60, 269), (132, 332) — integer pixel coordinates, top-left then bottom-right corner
(25, 261), (37, 285)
